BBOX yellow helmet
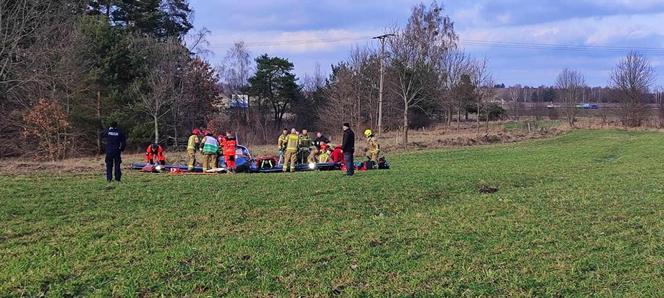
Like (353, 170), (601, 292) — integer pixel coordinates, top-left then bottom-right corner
(364, 129), (373, 138)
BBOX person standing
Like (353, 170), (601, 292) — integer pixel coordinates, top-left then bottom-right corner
(341, 123), (355, 176)
(186, 128), (202, 171)
(100, 121), (126, 182)
(277, 128), (288, 165)
(364, 128), (381, 168)
(223, 131), (237, 173)
(298, 129), (313, 164)
(200, 131), (220, 171)
(283, 128), (299, 173)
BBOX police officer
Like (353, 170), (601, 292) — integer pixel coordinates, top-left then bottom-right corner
(101, 121), (126, 182)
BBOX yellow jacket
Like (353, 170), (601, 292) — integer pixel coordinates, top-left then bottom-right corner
(367, 137), (380, 153)
(277, 133), (288, 150)
(187, 134), (200, 151)
(286, 133), (299, 152)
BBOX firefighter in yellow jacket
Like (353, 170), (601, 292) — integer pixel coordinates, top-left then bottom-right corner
(364, 128), (380, 165)
(187, 128), (202, 171)
(277, 128), (288, 165)
(283, 128), (300, 172)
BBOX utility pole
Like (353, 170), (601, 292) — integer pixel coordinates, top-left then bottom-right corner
(373, 33), (394, 137)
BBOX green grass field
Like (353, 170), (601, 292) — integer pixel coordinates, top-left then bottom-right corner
(1, 130), (663, 296)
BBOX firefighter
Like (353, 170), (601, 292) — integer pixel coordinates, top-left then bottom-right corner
(277, 128), (288, 165)
(298, 129), (313, 164)
(317, 143), (331, 163)
(200, 131), (220, 171)
(364, 128), (380, 167)
(308, 131), (331, 164)
(283, 128), (299, 172)
(145, 143), (166, 166)
(223, 131), (237, 173)
(100, 121), (126, 182)
(186, 128), (202, 171)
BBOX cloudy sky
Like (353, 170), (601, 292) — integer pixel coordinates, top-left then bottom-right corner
(188, 0), (664, 87)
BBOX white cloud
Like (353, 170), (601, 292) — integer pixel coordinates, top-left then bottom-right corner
(206, 29), (380, 55)
(459, 12), (664, 46)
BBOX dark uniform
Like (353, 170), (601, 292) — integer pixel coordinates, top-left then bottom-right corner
(101, 124), (126, 182)
(342, 124), (355, 176)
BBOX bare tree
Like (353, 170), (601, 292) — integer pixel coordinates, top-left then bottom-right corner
(556, 69), (585, 127)
(440, 50), (471, 126)
(469, 58), (494, 133)
(387, 2), (457, 146)
(610, 52), (655, 127)
(508, 85), (524, 121)
(132, 38), (186, 144)
(655, 87), (664, 128)
(321, 64), (361, 129)
(220, 41), (253, 93)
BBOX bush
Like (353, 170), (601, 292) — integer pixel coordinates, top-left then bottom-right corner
(480, 103), (507, 121)
(23, 99), (71, 161)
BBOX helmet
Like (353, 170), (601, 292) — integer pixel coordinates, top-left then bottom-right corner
(151, 143), (159, 151)
(320, 143), (329, 150)
(192, 128), (201, 135)
(364, 129), (373, 138)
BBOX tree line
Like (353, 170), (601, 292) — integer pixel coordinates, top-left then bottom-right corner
(1, 1), (660, 160)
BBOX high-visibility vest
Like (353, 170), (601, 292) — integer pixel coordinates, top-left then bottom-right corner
(286, 133), (299, 151)
(318, 151), (330, 163)
(201, 136), (219, 154)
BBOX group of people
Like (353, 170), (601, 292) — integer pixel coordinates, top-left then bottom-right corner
(186, 129), (238, 172)
(100, 121), (381, 182)
(276, 123), (381, 176)
(276, 128), (342, 172)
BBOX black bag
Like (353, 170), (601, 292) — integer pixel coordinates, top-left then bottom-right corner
(377, 157), (389, 169)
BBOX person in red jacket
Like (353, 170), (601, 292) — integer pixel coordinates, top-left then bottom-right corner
(330, 144), (344, 164)
(145, 143), (166, 165)
(223, 131), (237, 172)
(217, 134), (226, 147)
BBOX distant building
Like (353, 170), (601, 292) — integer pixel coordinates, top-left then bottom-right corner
(215, 93), (250, 110)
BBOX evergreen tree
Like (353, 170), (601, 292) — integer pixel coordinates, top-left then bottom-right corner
(248, 54), (300, 127)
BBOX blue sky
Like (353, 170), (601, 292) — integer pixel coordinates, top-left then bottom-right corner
(188, 0), (664, 87)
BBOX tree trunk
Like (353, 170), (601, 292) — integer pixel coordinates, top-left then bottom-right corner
(402, 104), (408, 147)
(153, 115), (159, 144)
(477, 99), (481, 135)
(96, 91), (101, 155)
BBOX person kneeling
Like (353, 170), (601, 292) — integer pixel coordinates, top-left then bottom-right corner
(145, 143), (166, 166)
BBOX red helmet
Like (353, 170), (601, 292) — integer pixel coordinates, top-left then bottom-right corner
(320, 143), (329, 150)
(192, 128), (201, 135)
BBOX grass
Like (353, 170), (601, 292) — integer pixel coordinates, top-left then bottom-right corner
(1, 130), (663, 296)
